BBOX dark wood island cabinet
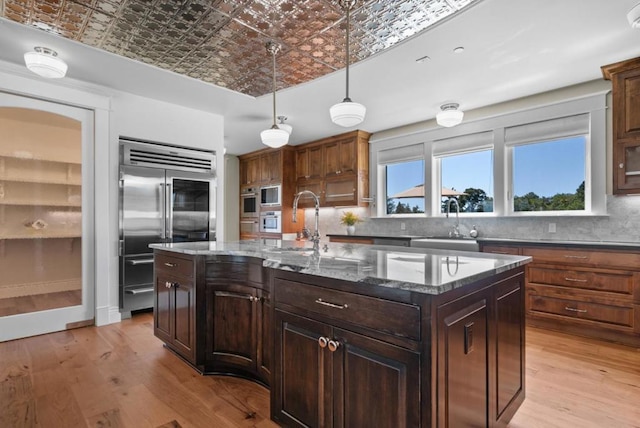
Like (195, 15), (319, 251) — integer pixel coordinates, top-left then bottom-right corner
(151, 241), (529, 427)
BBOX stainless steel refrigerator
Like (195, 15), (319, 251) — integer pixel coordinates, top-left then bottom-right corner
(119, 139), (216, 314)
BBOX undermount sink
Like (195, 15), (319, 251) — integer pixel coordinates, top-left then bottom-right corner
(411, 237), (479, 252)
(426, 235), (475, 240)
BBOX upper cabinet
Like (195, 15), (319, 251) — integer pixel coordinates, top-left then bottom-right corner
(240, 149), (282, 187)
(602, 56), (640, 194)
(259, 151), (282, 183)
(294, 130), (371, 208)
(239, 156), (260, 186)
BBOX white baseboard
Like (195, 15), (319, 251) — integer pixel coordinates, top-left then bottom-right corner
(95, 304), (122, 326)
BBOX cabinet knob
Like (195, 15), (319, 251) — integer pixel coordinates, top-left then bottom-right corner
(318, 336), (328, 348)
(328, 340), (340, 352)
(165, 281), (172, 288)
(619, 163), (624, 169)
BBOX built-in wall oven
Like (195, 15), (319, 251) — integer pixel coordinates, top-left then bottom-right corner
(241, 187), (258, 217)
(260, 210), (281, 233)
(260, 184), (281, 206)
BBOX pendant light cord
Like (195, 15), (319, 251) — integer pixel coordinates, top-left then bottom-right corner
(344, 2), (351, 102)
(266, 41), (281, 129)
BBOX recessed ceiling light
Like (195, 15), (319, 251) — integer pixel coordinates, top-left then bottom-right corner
(453, 46), (465, 54)
(415, 55), (430, 63)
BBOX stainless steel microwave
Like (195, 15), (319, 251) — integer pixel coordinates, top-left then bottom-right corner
(259, 210), (281, 233)
(260, 184), (281, 206)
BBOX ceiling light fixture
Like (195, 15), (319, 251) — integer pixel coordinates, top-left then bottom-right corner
(436, 103), (464, 127)
(24, 47), (68, 78)
(330, 0), (366, 127)
(260, 42), (289, 149)
(277, 116), (293, 135)
(628, 2), (640, 28)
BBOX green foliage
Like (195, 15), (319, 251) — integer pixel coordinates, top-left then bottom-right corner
(387, 199), (424, 214)
(514, 181), (585, 211)
(340, 211), (362, 226)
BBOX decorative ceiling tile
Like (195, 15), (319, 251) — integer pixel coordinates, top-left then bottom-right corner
(3, 0), (482, 96)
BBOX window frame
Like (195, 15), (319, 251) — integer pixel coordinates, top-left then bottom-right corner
(369, 92), (607, 218)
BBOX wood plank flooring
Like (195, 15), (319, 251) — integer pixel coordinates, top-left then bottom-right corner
(1, 312), (638, 428)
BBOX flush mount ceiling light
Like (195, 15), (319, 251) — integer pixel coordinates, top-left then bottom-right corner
(260, 42), (289, 149)
(277, 116), (293, 135)
(628, 2), (640, 28)
(24, 47), (68, 78)
(330, 0), (366, 128)
(436, 103), (464, 127)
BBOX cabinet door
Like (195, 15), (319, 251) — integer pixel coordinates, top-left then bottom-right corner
(260, 151), (282, 183)
(296, 146), (323, 180)
(240, 157), (260, 186)
(494, 278), (525, 423)
(333, 328), (420, 428)
(324, 177), (357, 206)
(171, 276), (196, 362)
(257, 290), (272, 384)
(273, 310), (333, 428)
(208, 283), (258, 371)
(325, 139), (356, 178)
(296, 180), (323, 209)
(437, 294), (489, 428)
(154, 271), (173, 344)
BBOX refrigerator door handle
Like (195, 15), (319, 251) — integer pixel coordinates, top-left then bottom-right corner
(166, 181), (173, 240)
(159, 183), (166, 239)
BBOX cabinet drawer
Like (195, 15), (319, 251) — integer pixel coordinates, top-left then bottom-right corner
(274, 278), (420, 341)
(528, 294), (635, 329)
(481, 245), (520, 255)
(522, 247), (640, 269)
(155, 253), (194, 278)
(527, 266), (635, 296)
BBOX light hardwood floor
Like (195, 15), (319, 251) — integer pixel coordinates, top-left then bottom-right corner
(1, 312), (638, 428)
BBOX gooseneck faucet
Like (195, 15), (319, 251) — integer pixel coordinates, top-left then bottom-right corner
(446, 198), (461, 238)
(293, 190), (321, 247)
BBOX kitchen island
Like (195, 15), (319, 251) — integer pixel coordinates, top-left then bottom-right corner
(150, 240), (531, 427)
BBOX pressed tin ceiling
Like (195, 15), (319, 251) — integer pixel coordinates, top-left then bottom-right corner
(1, 0), (478, 97)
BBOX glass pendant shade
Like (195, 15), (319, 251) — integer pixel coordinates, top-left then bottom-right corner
(24, 47), (67, 79)
(260, 41), (289, 148)
(436, 103), (464, 127)
(277, 116), (293, 134)
(260, 126), (289, 148)
(628, 3), (640, 28)
(331, 0), (366, 127)
(330, 100), (366, 127)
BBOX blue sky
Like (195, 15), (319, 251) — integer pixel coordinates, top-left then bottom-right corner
(386, 136), (586, 205)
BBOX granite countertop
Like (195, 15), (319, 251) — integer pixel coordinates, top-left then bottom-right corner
(326, 234), (428, 240)
(150, 240), (530, 296)
(476, 237), (640, 251)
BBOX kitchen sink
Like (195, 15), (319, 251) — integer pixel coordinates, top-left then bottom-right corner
(410, 237), (479, 252)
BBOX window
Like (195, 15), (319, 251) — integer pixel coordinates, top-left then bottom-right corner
(440, 150), (494, 213)
(512, 137), (585, 212)
(386, 159), (425, 214)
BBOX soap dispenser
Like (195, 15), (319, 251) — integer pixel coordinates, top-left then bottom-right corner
(469, 225), (479, 238)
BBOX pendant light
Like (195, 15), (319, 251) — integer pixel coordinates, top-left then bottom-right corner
(436, 103), (464, 127)
(277, 116), (293, 135)
(260, 42), (289, 148)
(330, 0), (366, 127)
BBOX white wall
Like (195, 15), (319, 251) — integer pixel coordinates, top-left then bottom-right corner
(0, 61), (225, 327)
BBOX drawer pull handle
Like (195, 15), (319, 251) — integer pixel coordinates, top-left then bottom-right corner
(315, 298), (348, 310)
(318, 337), (328, 348)
(563, 255), (588, 259)
(164, 262), (177, 267)
(165, 281), (172, 289)
(564, 277), (587, 283)
(564, 306), (587, 313)
(328, 340), (340, 352)
(165, 281), (178, 288)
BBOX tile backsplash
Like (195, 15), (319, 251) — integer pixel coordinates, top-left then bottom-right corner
(304, 195), (640, 243)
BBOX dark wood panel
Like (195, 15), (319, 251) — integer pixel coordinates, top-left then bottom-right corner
(522, 246), (640, 270)
(275, 278), (421, 341)
(172, 278), (195, 361)
(154, 272), (172, 344)
(258, 290), (272, 384)
(528, 266), (635, 295)
(272, 310), (332, 428)
(438, 296), (489, 428)
(335, 328), (420, 428)
(155, 253), (194, 278)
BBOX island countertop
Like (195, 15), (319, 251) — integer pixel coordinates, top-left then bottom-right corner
(150, 240), (531, 295)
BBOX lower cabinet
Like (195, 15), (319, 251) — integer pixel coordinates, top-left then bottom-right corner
(154, 264), (197, 364)
(204, 256), (271, 384)
(206, 282), (271, 384)
(272, 309), (420, 428)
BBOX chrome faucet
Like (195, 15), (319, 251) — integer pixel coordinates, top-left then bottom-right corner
(293, 190), (321, 247)
(445, 198), (461, 238)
